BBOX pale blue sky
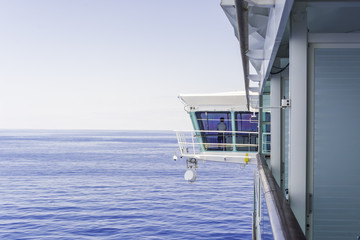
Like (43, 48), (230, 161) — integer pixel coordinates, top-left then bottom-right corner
(0, 0), (244, 130)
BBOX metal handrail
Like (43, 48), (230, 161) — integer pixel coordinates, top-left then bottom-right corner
(256, 154), (306, 240)
(175, 129), (258, 134)
(175, 130), (259, 157)
(177, 142), (258, 147)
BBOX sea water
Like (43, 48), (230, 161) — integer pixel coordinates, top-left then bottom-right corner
(0, 130), (255, 239)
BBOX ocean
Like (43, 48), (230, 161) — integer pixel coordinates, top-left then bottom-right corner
(0, 130), (255, 239)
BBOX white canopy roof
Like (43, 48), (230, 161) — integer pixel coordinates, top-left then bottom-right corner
(179, 91), (257, 112)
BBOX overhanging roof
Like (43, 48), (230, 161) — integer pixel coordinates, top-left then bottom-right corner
(221, 0), (294, 110)
(178, 91), (256, 112)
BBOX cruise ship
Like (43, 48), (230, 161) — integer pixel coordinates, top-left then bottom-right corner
(174, 0), (360, 239)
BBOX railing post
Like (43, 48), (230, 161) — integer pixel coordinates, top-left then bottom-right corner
(231, 112), (237, 152)
(222, 132), (225, 151)
(191, 131), (195, 155)
(176, 131), (182, 155)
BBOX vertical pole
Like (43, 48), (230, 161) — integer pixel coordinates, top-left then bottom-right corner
(270, 73), (282, 186)
(231, 111), (237, 152)
(281, 70), (290, 193)
(289, 3), (307, 233)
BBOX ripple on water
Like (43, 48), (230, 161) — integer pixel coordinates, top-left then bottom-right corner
(0, 130), (254, 239)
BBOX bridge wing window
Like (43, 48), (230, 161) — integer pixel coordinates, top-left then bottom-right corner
(235, 112), (258, 132)
(235, 112), (258, 152)
(195, 112), (232, 131)
(195, 112), (232, 151)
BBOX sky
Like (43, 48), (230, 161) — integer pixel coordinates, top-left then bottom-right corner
(0, 0), (244, 130)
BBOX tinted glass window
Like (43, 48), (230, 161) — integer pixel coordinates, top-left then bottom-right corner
(235, 112), (258, 152)
(195, 112), (232, 151)
(235, 112), (258, 132)
(195, 112), (232, 131)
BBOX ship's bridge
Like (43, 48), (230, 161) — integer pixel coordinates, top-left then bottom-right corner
(175, 91), (260, 165)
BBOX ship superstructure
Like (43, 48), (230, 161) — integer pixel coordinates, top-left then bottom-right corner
(175, 0), (360, 239)
(175, 92), (259, 164)
(221, 0), (360, 239)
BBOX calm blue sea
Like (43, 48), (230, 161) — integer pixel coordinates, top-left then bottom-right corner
(0, 130), (255, 240)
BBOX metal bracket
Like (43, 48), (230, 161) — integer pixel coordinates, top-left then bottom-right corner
(281, 98), (291, 108)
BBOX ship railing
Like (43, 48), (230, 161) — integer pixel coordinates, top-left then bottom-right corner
(175, 130), (258, 157)
(253, 154), (306, 240)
